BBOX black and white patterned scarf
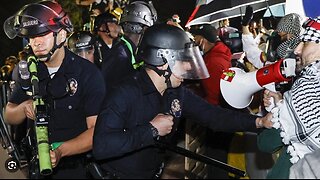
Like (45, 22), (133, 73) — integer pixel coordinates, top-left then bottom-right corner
(271, 60), (320, 163)
(276, 36), (301, 58)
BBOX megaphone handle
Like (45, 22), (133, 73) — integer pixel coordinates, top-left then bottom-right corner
(265, 97), (275, 112)
(263, 83), (277, 112)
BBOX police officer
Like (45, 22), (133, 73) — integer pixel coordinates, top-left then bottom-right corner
(97, 3), (157, 93)
(4, 1), (106, 178)
(93, 23), (273, 179)
(93, 11), (122, 68)
(119, 0), (158, 69)
(92, 11), (134, 92)
(67, 31), (96, 63)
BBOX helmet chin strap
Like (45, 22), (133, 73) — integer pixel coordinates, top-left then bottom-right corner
(103, 28), (113, 39)
(145, 58), (173, 88)
(37, 32), (65, 62)
(100, 25), (117, 39)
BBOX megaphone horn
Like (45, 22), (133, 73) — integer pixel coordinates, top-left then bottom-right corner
(220, 59), (295, 109)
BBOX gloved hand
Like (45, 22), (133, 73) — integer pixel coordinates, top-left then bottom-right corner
(242, 5), (253, 26)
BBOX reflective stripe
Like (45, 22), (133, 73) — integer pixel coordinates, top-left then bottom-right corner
(120, 36), (144, 69)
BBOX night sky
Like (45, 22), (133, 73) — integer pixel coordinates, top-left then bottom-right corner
(0, 0), (271, 65)
(0, 0), (37, 64)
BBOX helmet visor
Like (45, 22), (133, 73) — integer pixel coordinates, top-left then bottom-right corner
(165, 45), (209, 80)
(4, 14), (56, 39)
(74, 49), (95, 62)
(4, 15), (20, 39)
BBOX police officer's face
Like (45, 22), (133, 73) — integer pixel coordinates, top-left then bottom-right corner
(170, 61), (193, 88)
(29, 32), (55, 57)
(76, 49), (95, 63)
(99, 23), (121, 39)
(29, 30), (66, 58)
(158, 64), (182, 88)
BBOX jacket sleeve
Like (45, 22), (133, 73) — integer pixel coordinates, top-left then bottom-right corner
(257, 128), (283, 153)
(92, 88), (155, 160)
(182, 87), (258, 133)
(242, 33), (265, 69)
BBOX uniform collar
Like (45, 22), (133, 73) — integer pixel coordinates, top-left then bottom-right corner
(38, 47), (79, 80)
(138, 69), (160, 95)
(58, 47), (80, 75)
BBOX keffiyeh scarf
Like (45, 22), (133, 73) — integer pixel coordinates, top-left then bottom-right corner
(271, 60), (320, 164)
(276, 36), (301, 59)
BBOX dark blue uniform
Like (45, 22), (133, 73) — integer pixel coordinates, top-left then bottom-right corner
(93, 69), (258, 178)
(10, 48), (106, 178)
(94, 37), (112, 69)
(100, 37), (136, 92)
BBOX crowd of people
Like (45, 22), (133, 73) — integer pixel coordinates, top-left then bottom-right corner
(1, 0), (320, 179)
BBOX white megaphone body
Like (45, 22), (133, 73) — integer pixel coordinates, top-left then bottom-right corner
(220, 58), (296, 109)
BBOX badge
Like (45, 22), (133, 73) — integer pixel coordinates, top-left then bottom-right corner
(68, 78), (78, 96)
(170, 99), (181, 118)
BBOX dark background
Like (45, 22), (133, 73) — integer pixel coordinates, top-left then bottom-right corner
(0, 0), (195, 64)
(0, 0), (37, 65)
(0, 0), (272, 65)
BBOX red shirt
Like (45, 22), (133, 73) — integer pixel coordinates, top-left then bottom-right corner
(201, 41), (232, 105)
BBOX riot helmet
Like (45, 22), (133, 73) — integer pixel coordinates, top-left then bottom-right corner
(138, 23), (209, 80)
(67, 31), (95, 53)
(4, 0), (73, 39)
(93, 12), (119, 32)
(67, 31), (95, 63)
(120, 1), (157, 34)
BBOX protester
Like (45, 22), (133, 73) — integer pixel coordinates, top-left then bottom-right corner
(241, 6), (301, 69)
(93, 23), (273, 179)
(190, 24), (231, 106)
(258, 16), (320, 179)
(289, 148), (320, 179)
(3, 1), (106, 178)
(189, 23), (235, 179)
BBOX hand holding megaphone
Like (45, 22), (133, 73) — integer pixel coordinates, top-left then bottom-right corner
(263, 88), (283, 112)
(220, 58), (296, 109)
(263, 58), (296, 111)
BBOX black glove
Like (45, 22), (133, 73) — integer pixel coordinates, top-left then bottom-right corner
(242, 5), (253, 26)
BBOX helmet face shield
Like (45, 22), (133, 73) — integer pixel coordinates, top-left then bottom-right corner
(3, 15), (19, 39)
(162, 45), (209, 80)
(4, 14), (55, 39)
(4, 1), (73, 39)
(74, 48), (95, 62)
(67, 31), (96, 54)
